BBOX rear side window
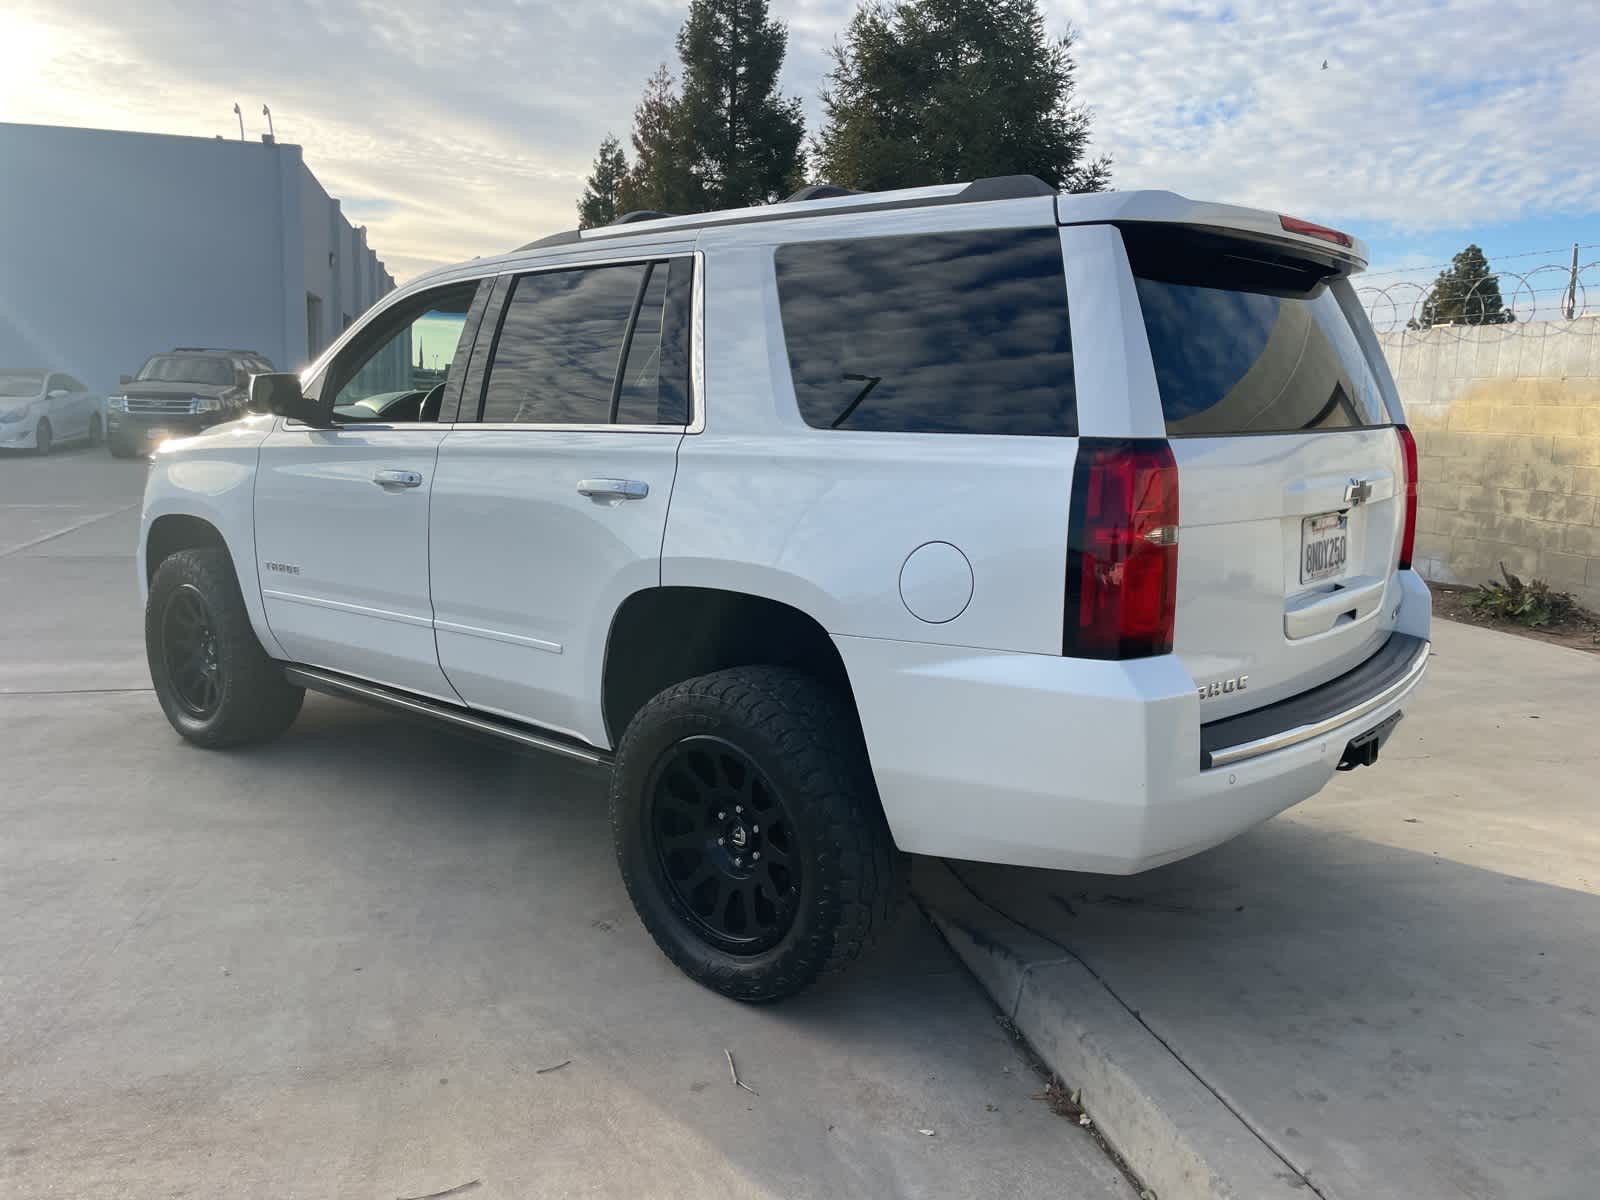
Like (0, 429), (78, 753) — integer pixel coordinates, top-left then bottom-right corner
(478, 257), (692, 426)
(481, 263), (645, 424)
(774, 228), (1076, 435)
(614, 259), (693, 426)
(1127, 228), (1387, 436)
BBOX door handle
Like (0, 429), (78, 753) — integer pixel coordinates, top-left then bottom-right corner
(577, 478), (649, 500)
(373, 468), (423, 489)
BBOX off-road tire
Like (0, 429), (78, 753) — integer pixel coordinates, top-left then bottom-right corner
(611, 666), (906, 1003)
(146, 547), (304, 748)
(86, 413), (103, 446)
(108, 435), (135, 458)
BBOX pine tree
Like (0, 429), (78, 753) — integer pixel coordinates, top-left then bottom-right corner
(1414, 244), (1513, 328)
(674, 0), (807, 208)
(813, 0), (1111, 194)
(616, 64), (699, 215)
(577, 134), (629, 229)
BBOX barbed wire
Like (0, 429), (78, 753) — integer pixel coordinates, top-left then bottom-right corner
(1361, 243), (1600, 280)
(1358, 259), (1600, 336)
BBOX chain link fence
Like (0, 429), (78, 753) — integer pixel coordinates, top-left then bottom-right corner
(1359, 246), (1600, 337)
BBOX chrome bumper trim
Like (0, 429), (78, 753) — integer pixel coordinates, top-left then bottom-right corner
(1207, 638), (1431, 769)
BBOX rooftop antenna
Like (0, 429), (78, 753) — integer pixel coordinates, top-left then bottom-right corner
(262, 104), (275, 141)
(232, 102), (244, 141)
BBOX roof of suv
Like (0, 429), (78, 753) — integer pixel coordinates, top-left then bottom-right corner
(393, 174), (1367, 299)
(514, 175), (1368, 269)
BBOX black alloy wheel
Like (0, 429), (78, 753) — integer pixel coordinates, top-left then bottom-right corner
(160, 583), (222, 719)
(648, 735), (802, 954)
(611, 666), (906, 1002)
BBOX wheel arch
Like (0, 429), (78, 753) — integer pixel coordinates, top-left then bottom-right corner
(601, 586), (860, 747)
(145, 513), (229, 584)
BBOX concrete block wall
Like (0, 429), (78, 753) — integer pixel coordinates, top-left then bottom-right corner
(1377, 321), (1600, 611)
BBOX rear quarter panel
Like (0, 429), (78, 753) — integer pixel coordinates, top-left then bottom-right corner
(664, 202), (1080, 655)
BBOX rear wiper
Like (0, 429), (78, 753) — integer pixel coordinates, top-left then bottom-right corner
(831, 373), (882, 429)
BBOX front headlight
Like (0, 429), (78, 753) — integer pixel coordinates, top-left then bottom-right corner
(0, 407), (29, 424)
(196, 395), (222, 411)
(107, 395), (128, 411)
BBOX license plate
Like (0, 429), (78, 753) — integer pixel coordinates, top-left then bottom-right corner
(145, 428), (172, 443)
(1300, 512), (1349, 584)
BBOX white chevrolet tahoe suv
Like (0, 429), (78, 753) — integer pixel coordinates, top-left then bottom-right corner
(138, 177), (1431, 1002)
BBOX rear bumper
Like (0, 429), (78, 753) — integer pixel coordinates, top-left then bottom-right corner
(836, 582), (1431, 875)
(1200, 633), (1430, 769)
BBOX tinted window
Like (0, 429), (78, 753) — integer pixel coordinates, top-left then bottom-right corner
(60, 375), (85, 391)
(480, 263), (645, 424)
(1128, 231), (1387, 436)
(774, 229), (1075, 435)
(613, 258), (693, 425)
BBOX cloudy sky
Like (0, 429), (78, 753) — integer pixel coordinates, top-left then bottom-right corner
(5, 0), (1597, 295)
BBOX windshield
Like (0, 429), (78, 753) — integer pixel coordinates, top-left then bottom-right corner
(0, 371), (45, 398)
(136, 356), (233, 386)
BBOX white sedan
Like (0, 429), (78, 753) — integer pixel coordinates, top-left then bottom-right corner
(0, 369), (104, 454)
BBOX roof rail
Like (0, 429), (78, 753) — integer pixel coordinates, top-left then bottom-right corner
(785, 183), (859, 202)
(512, 175), (1057, 254)
(519, 229), (582, 250)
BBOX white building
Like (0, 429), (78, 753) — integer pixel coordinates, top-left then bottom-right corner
(0, 122), (394, 393)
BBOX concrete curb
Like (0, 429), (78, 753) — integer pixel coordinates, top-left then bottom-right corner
(913, 861), (1311, 1200)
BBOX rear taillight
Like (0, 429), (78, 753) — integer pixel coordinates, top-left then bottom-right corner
(1064, 439), (1180, 659)
(1279, 214), (1354, 248)
(1397, 424), (1419, 570)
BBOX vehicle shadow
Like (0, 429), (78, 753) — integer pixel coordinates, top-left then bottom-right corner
(950, 816), (1600, 1200)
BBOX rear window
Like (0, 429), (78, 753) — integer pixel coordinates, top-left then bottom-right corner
(1127, 229), (1387, 436)
(774, 228), (1076, 436)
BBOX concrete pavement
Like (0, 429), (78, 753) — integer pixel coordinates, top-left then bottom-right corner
(925, 620), (1600, 1200)
(0, 448), (1135, 1198)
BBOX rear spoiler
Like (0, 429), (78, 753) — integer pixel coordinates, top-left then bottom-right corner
(1055, 190), (1368, 275)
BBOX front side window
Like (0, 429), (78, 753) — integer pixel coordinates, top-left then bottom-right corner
(774, 228), (1077, 435)
(323, 282), (478, 423)
(476, 257), (692, 426)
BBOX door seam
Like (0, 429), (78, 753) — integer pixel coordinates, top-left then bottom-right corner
(426, 427), (469, 706)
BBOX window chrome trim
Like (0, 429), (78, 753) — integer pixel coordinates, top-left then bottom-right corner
(468, 423), (686, 434)
(689, 247), (706, 433)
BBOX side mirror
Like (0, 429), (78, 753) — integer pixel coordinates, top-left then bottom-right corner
(119, 374), (133, 385)
(250, 373), (333, 426)
(48, 388), (70, 399)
